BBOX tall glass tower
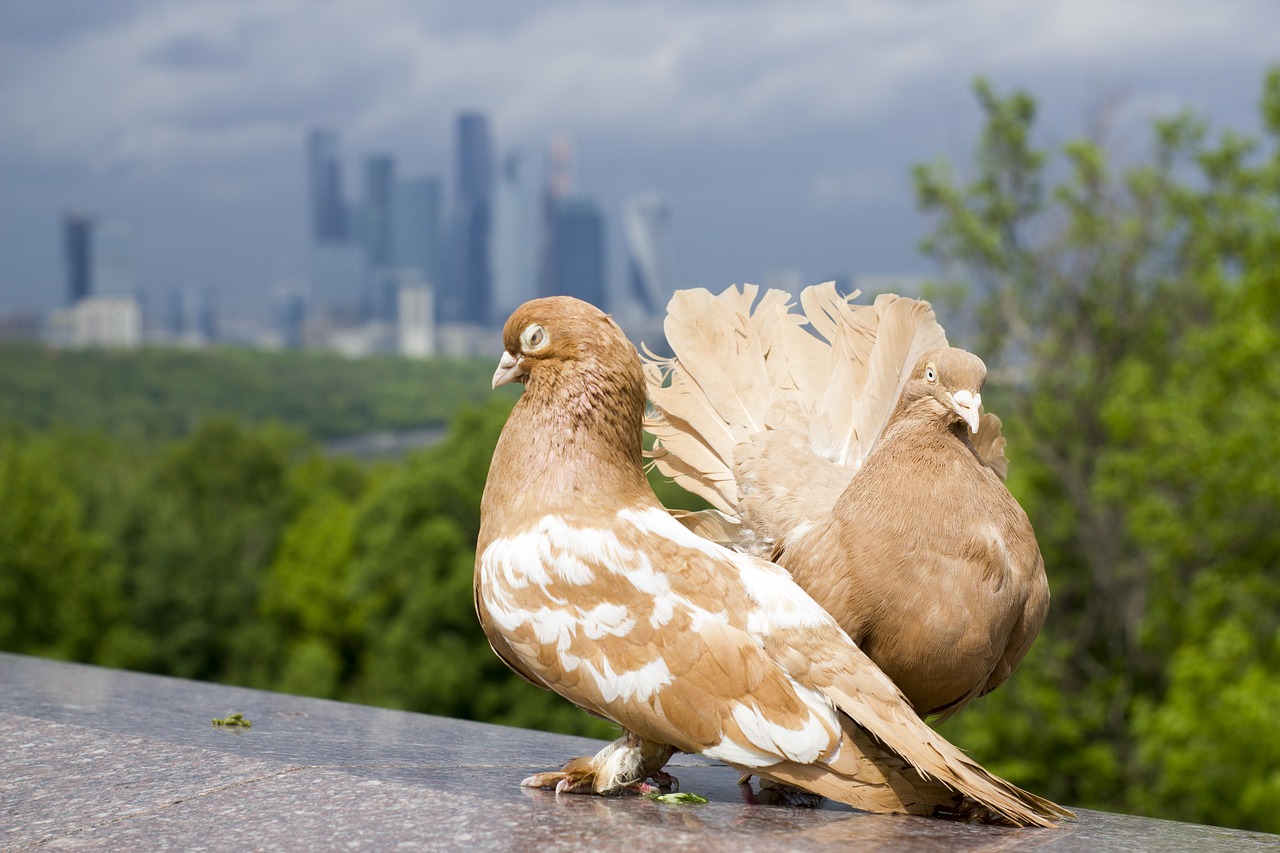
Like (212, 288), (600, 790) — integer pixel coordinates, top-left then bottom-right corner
(449, 111), (493, 324)
(307, 129), (349, 244)
(545, 196), (606, 309)
(622, 193), (672, 317)
(392, 176), (443, 288)
(63, 213), (93, 304)
(491, 151), (538, 325)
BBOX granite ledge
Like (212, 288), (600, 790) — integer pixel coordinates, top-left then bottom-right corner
(1, 652), (1274, 851)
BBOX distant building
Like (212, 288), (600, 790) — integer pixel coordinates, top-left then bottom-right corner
(310, 241), (363, 325)
(538, 135), (573, 299)
(63, 213), (93, 304)
(308, 129), (349, 243)
(0, 312), (41, 342)
(272, 285), (308, 349)
(397, 280), (435, 358)
(164, 286), (216, 345)
(91, 220), (137, 298)
(49, 295), (143, 349)
(446, 112), (493, 325)
(62, 214), (138, 305)
(621, 193), (672, 318)
(307, 129), (361, 322)
(545, 196), (607, 308)
(392, 176), (444, 292)
(491, 151), (538, 325)
(359, 154), (395, 271)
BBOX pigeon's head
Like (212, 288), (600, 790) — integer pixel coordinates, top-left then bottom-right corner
(492, 296), (636, 390)
(902, 347), (988, 433)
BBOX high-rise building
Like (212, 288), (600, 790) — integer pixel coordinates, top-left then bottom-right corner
(62, 215), (137, 301)
(491, 151), (538, 325)
(308, 129), (349, 243)
(538, 136), (573, 299)
(397, 278), (435, 358)
(359, 154), (395, 269)
(306, 128), (361, 323)
(447, 111), (493, 324)
(392, 176), (444, 289)
(621, 193), (672, 317)
(545, 196), (607, 309)
(92, 220), (136, 298)
(63, 213), (93, 304)
(165, 286), (216, 344)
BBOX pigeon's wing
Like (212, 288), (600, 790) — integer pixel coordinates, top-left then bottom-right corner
(644, 284), (955, 545)
(476, 504), (1069, 826)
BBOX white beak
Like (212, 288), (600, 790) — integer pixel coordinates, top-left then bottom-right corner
(491, 351), (526, 389)
(951, 389), (982, 434)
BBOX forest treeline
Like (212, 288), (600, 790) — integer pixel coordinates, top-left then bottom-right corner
(0, 344), (496, 440)
(4, 69), (1280, 834)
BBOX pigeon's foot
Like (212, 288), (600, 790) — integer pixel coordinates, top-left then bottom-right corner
(737, 775), (828, 808)
(519, 731), (678, 796)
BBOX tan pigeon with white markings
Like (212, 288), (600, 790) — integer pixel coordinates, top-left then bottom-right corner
(644, 283), (1047, 719)
(475, 295), (1069, 825)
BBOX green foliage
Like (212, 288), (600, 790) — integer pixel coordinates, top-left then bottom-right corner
(0, 344), (495, 440)
(0, 392), (615, 741)
(921, 69), (1280, 831)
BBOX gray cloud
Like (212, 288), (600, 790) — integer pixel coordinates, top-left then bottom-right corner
(1, 0), (1277, 315)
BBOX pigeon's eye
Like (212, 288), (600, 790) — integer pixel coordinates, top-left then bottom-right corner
(924, 364), (938, 384)
(521, 323), (549, 352)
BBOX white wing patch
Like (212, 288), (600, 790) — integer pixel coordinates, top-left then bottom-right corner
(586, 655), (674, 704)
(480, 514), (694, 706)
(732, 700), (829, 764)
(618, 506), (833, 634)
(481, 508), (841, 765)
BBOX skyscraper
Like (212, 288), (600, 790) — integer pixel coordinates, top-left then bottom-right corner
(63, 213), (93, 304)
(448, 112), (493, 324)
(306, 128), (361, 323)
(358, 154), (397, 322)
(359, 154), (395, 270)
(308, 129), (349, 243)
(545, 196), (607, 309)
(490, 151), (538, 325)
(621, 193), (672, 317)
(89, 219), (136, 298)
(391, 176), (443, 288)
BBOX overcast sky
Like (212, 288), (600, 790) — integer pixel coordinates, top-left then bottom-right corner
(2, 0), (1278, 320)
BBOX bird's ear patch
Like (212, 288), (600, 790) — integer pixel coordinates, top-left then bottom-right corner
(521, 323), (550, 353)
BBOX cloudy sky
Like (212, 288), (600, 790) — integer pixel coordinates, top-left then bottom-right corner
(2, 0), (1278, 320)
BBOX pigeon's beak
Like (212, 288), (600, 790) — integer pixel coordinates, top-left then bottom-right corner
(951, 389), (982, 434)
(492, 351), (527, 389)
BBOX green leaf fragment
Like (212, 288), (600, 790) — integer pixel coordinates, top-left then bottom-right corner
(212, 712), (252, 728)
(644, 791), (708, 805)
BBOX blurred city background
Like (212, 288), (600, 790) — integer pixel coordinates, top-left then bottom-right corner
(2, 0), (1280, 837)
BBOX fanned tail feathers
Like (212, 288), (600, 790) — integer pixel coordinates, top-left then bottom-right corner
(646, 283), (1005, 537)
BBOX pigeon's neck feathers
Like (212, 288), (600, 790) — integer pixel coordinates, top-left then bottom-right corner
(486, 350), (653, 527)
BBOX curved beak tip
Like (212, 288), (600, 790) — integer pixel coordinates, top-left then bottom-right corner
(491, 351), (526, 389)
(952, 390), (982, 433)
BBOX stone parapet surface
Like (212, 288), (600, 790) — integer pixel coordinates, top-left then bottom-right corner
(2, 652), (1273, 851)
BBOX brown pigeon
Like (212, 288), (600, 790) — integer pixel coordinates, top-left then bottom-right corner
(475, 295), (1069, 825)
(644, 283), (1047, 719)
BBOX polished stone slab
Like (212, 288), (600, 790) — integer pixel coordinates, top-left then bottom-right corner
(1, 652), (1274, 851)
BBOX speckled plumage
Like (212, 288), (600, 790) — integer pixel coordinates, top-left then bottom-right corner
(475, 295), (1068, 825)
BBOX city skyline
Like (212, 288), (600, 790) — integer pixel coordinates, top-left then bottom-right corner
(2, 1), (1278, 323)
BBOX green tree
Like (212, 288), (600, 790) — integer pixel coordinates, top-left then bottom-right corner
(915, 69), (1280, 831)
(106, 419), (303, 681)
(0, 430), (104, 658)
(345, 397), (615, 738)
